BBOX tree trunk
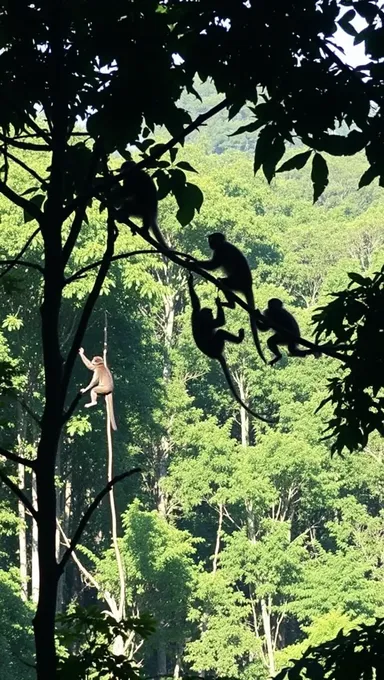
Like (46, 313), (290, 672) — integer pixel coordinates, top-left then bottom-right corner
(18, 460), (28, 601)
(261, 597), (275, 676)
(31, 470), (39, 604)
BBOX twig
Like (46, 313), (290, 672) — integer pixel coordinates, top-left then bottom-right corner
(58, 468), (141, 576)
(0, 227), (42, 279)
(0, 469), (37, 519)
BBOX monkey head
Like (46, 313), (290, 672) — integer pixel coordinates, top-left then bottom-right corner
(268, 298), (283, 311)
(91, 356), (104, 366)
(208, 232), (226, 249)
(200, 308), (214, 324)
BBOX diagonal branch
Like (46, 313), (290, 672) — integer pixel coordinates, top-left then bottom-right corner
(62, 391), (82, 425)
(58, 468), (141, 576)
(0, 469), (37, 519)
(0, 132), (50, 152)
(65, 248), (193, 285)
(0, 148), (47, 186)
(63, 97), (230, 220)
(123, 219), (349, 363)
(0, 227), (42, 279)
(0, 446), (35, 469)
(0, 181), (43, 221)
(61, 209), (117, 400)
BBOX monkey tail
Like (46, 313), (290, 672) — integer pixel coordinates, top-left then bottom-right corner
(246, 289), (267, 365)
(218, 357), (276, 424)
(250, 316), (267, 364)
(150, 217), (169, 250)
(105, 393), (117, 431)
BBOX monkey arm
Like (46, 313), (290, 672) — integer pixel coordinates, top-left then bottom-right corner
(194, 254), (220, 271)
(79, 351), (94, 371)
(213, 297), (225, 328)
(81, 374), (98, 393)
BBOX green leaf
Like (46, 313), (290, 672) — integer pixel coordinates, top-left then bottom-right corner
(277, 150), (312, 173)
(311, 153), (329, 202)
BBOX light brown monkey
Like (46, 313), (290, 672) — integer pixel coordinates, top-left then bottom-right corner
(78, 348), (117, 430)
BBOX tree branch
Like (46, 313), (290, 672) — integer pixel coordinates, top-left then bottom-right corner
(65, 248), (193, 285)
(63, 97), (230, 220)
(0, 133), (50, 152)
(123, 219), (349, 364)
(0, 227), (42, 279)
(58, 468), (141, 576)
(0, 469), (37, 519)
(62, 391), (82, 425)
(0, 259), (43, 275)
(0, 181), (43, 221)
(61, 209), (117, 399)
(0, 446), (35, 469)
(0, 148), (47, 186)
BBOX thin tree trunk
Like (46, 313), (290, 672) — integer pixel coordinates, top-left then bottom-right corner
(261, 597), (275, 676)
(31, 470), (39, 603)
(212, 503), (223, 573)
(18, 460), (28, 601)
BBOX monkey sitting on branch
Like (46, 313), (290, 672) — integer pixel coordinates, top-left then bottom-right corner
(188, 274), (275, 424)
(113, 160), (169, 249)
(256, 298), (321, 366)
(78, 348), (117, 430)
(194, 232), (267, 364)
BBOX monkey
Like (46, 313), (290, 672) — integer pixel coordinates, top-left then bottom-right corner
(187, 274), (275, 423)
(78, 348), (117, 430)
(193, 233), (267, 364)
(113, 160), (169, 249)
(256, 298), (321, 366)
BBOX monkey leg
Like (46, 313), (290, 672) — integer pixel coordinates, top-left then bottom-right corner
(287, 343), (313, 358)
(84, 388), (98, 408)
(218, 278), (237, 308)
(267, 335), (282, 366)
(216, 329), (244, 345)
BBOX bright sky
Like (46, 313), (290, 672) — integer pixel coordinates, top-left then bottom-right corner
(333, 14), (368, 67)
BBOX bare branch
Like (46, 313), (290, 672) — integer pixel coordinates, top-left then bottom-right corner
(61, 209), (117, 398)
(0, 133), (50, 152)
(0, 446), (35, 469)
(58, 468), (141, 576)
(65, 248), (192, 285)
(0, 148), (47, 186)
(0, 227), (42, 279)
(0, 181), (43, 221)
(0, 258), (43, 276)
(0, 469), (37, 519)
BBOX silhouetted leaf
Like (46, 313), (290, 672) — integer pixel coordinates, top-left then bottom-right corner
(311, 153), (329, 202)
(277, 150), (312, 173)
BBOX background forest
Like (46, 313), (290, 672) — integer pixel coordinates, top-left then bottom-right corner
(0, 88), (383, 679)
